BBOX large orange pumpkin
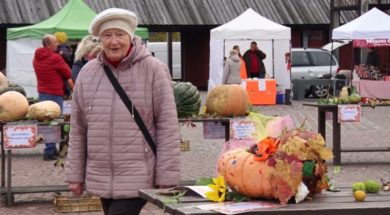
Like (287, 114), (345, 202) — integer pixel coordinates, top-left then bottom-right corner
(218, 148), (275, 198)
(206, 84), (248, 116)
(218, 148), (304, 204)
(0, 91), (29, 121)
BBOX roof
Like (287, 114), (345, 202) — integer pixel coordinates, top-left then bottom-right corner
(6, 0), (149, 40)
(211, 8), (290, 40)
(1, 0), (381, 26)
(332, 7), (390, 40)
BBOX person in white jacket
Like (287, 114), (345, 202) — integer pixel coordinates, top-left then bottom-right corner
(222, 49), (242, 84)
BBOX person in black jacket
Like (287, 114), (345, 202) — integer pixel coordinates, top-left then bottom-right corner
(366, 47), (380, 68)
(243, 41), (267, 78)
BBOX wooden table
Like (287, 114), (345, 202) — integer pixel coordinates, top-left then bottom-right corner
(139, 188), (390, 215)
(303, 103), (390, 165)
(0, 120), (69, 206)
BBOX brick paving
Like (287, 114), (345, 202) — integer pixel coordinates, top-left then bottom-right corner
(0, 95), (389, 214)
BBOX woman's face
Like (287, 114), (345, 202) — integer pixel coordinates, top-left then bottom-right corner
(100, 29), (131, 61)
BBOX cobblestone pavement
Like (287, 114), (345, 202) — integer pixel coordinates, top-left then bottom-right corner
(0, 95), (389, 214)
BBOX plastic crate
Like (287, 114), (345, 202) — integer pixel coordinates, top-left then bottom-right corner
(53, 194), (102, 213)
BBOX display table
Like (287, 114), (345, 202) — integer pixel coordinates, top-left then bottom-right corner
(0, 120), (70, 206)
(139, 188), (390, 215)
(243, 79), (276, 105)
(352, 80), (390, 99)
(303, 103), (390, 166)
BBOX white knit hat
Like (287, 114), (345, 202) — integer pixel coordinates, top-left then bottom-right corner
(89, 8), (138, 38)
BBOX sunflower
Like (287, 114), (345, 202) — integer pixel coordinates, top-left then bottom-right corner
(205, 175), (227, 202)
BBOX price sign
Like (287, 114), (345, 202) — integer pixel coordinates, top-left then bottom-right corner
(3, 123), (38, 149)
(230, 119), (255, 140)
(338, 104), (361, 122)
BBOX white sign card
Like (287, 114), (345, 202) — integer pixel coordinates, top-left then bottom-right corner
(257, 79), (266, 91)
(240, 79), (247, 90)
(3, 123), (38, 149)
(230, 119), (255, 140)
(62, 100), (72, 115)
(338, 104), (361, 122)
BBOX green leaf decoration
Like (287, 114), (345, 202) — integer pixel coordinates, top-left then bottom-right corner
(333, 166), (342, 175)
(302, 160), (315, 177)
(226, 191), (251, 202)
(195, 177), (213, 186)
(48, 121), (58, 126)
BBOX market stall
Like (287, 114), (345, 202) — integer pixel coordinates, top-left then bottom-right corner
(208, 8), (291, 99)
(6, 0), (148, 98)
(332, 7), (390, 99)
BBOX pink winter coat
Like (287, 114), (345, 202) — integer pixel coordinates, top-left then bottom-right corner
(64, 37), (180, 199)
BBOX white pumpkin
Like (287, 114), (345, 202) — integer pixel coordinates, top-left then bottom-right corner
(0, 91), (29, 121)
(28, 101), (61, 121)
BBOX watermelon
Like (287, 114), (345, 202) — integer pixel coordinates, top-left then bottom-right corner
(173, 82), (201, 118)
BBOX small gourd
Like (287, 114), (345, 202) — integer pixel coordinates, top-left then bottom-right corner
(340, 86), (349, 98)
(348, 86), (361, 104)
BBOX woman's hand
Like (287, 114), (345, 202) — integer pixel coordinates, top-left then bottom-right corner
(69, 182), (84, 196)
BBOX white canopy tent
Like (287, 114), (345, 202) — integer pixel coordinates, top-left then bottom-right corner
(208, 8), (291, 91)
(332, 7), (390, 40)
(332, 7), (390, 74)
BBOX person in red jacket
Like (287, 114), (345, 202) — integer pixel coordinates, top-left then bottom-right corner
(33, 34), (72, 161)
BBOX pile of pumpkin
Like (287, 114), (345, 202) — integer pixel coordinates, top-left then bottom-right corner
(217, 128), (333, 205)
(173, 83), (249, 118)
(0, 73), (61, 122)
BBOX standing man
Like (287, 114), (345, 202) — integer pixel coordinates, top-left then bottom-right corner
(243, 41), (267, 78)
(33, 34), (71, 161)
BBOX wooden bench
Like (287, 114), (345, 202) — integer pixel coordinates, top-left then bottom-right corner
(139, 187), (390, 215)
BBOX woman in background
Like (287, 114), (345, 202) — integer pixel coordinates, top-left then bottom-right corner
(222, 49), (241, 84)
(71, 35), (102, 83)
(233, 45), (247, 79)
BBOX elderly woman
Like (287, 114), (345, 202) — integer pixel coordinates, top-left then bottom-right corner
(64, 8), (180, 215)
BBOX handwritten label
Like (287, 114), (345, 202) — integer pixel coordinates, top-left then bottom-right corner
(230, 119), (255, 140)
(203, 122), (226, 139)
(4, 124), (37, 149)
(338, 104), (361, 122)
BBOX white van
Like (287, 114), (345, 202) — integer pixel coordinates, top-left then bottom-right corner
(147, 42), (181, 79)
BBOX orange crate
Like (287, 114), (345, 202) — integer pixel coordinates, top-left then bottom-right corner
(245, 79), (276, 105)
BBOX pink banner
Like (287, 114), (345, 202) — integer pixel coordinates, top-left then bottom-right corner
(353, 39), (390, 47)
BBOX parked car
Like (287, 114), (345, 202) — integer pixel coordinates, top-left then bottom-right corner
(291, 48), (340, 98)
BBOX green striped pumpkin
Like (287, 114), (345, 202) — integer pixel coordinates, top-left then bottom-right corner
(173, 82), (201, 118)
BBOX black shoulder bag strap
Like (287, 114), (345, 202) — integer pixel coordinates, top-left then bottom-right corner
(103, 65), (156, 155)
